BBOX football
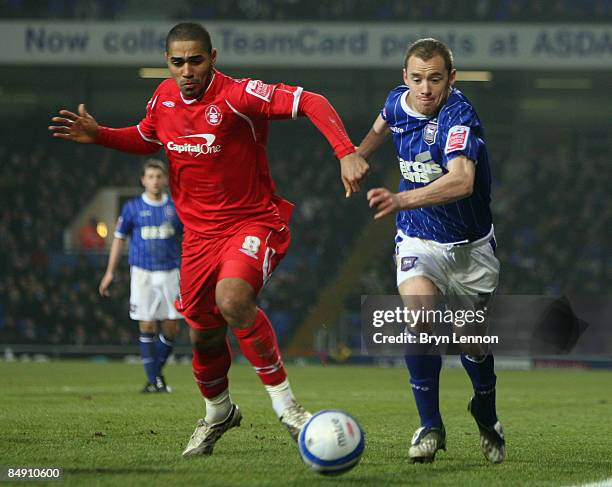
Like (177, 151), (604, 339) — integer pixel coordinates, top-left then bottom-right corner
(298, 409), (365, 475)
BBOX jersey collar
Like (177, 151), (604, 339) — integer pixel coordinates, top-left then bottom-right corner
(141, 193), (168, 207)
(400, 89), (431, 120)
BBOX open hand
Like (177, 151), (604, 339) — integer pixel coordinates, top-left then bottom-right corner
(48, 104), (99, 144)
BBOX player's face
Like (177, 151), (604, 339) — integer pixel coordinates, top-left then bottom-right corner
(403, 55), (456, 116)
(166, 40), (217, 99)
(141, 168), (166, 197)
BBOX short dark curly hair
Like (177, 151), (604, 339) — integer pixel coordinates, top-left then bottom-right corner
(166, 22), (212, 53)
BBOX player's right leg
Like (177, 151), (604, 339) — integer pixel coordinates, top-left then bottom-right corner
(182, 317), (242, 457)
(399, 273), (446, 463)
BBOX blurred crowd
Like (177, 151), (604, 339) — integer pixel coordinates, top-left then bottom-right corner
(1, 127), (610, 347)
(0, 126), (373, 347)
(2, 0), (610, 22)
(0, 144), (140, 346)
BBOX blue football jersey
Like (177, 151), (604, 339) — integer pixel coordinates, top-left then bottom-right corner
(381, 86), (493, 244)
(114, 193), (182, 271)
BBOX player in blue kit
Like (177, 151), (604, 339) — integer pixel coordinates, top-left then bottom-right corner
(99, 159), (183, 393)
(357, 38), (505, 464)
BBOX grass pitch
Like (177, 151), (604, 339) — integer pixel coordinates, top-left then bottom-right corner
(1, 361), (611, 486)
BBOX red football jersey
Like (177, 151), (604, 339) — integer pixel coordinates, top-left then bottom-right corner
(137, 70), (303, 238)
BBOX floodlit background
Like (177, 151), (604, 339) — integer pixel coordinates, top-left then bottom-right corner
(0, 0), (610, 361)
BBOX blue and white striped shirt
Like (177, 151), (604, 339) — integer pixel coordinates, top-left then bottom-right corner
(115, 193), (182, 271)
(382, 86), (493, 244)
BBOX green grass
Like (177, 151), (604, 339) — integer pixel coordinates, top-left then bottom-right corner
(1, 361), (611, 487)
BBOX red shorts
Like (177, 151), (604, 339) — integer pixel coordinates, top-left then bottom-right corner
(176, 222), (291, 330)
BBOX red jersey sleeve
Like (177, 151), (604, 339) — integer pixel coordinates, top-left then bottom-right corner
(95, 83), (165, 154)
(229, 79), (302, 121)
(136, 90), (164, 145)
(228, 79), (355, 160)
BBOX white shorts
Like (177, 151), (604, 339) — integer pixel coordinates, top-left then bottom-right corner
(129, 266), (182, 321)
(395, 230), (500, 296)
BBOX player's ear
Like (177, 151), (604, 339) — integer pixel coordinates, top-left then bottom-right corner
(449, 69), (457, 87)
(402, 67), (408, 85)
(210, 48), (217, 65)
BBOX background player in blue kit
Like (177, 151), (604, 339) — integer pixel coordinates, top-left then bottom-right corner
(357, 38), (505, 464)
(99, 159), (183, 393)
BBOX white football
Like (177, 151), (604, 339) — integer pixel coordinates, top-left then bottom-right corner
(298, 409), (365, 475)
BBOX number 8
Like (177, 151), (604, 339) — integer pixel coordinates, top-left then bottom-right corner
(242, 236), (261, 254)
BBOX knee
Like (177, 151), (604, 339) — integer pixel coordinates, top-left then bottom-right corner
(215, 290), (256, 328)
(139, 321), (156, 334)
(162, 320), (179, 339)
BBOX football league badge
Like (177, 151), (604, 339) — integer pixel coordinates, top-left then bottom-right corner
(423, 122), (438, 145)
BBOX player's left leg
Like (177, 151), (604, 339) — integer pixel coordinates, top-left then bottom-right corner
(153, 319), (179, 392)
(462, 352), (505, 463)
(153, 267), (182, 390)
(138, 320), (162, 393)
(131, 266), (164, 392)
(215, 274), (311, 440)
(452, 240), (505, 463)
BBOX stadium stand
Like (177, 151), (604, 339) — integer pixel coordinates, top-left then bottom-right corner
(1, 127), (609, 348)
(1, 0), (611, 22)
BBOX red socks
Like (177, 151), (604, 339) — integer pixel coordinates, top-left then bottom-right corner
(232, 308), (287, 386)
(192, 337), (231, 398)
(191, 308), (287, 400)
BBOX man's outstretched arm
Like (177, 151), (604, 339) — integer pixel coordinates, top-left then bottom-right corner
(49, 103), (161, 155)
(298, 92), (369, 198)
(357, 114), (391, 160)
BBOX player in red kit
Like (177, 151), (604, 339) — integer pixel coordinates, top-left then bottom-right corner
(49, 23), (369, 457)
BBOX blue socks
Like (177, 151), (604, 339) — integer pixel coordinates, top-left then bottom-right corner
(461, 353), (498, 426)
(139, 332), (158, 384)
(155, 334), (174, 375)
(404, 354), (443, 429)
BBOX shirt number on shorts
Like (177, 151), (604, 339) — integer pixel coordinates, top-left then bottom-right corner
(242, 236), (261, 255)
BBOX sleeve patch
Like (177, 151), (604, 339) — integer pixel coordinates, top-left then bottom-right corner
(445, 125), (470, 154)
(246, 80), (273, 102)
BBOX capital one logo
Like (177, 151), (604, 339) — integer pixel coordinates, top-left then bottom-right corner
(167, 134), (222, 157)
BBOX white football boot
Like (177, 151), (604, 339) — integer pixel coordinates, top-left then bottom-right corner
(182, 404), (242, 457)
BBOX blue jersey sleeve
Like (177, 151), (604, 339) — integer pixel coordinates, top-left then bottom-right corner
(114, 201), (134, 239)
(380, 85), (406, 126)
(439, 101), (482, 167)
